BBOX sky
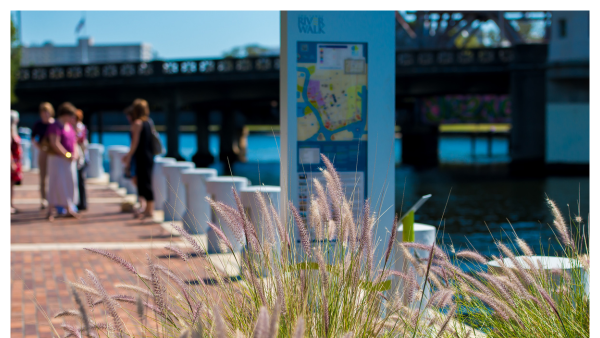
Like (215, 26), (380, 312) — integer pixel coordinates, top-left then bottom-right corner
(13, 11), (281, 59)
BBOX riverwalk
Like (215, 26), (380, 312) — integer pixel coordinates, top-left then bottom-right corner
(11, 171), (488, 338)
(10, 171), (236, 338)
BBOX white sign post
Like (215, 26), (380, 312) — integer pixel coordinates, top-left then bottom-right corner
(280, 11), (396, 265)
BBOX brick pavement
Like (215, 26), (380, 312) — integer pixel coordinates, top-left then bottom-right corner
(12, 174), (171, 245)
(10, 172), (225, 338)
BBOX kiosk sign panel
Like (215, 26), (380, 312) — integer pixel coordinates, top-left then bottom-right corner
(281, 11), (395, 262)
(296, 41), (368, 219)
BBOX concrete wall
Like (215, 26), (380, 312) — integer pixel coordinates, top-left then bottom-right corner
(548, 11), (589, 63)
(546, 103), (589, 164)
(545, 11), (589, 166)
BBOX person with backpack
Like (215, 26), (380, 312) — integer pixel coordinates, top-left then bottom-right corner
(122, 99), (157, 220)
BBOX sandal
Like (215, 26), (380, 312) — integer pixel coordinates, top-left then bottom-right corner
(138, 212), (155, 222)
(67, 211), (81, 219)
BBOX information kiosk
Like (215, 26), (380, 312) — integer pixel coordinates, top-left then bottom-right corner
(280, 11), (396, 264)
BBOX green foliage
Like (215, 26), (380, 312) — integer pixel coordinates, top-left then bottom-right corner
(223, 44), (271, 58)
(11, 19), (21, 104)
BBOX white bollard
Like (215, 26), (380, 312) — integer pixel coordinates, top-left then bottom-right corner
(107, 145), (129, 183)
(240, 185), (282, 276)
(205, 176), (249, 253)
(181, 168), (218, 234)
(240, 185), (282, 250)
(31, 142), (39, 170)
(113, 148), (136, 194)
(392, 223), (436, 311)
(87, 144), (105, 178)
(19, 139), (31, 171)
(162, 162), (195, 222)
(152, 157), (177, 211)
(488, 256), (589, 296)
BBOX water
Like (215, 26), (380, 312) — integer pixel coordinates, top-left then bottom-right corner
(91, 132), (510, 166)
(92, 132), (588, 257)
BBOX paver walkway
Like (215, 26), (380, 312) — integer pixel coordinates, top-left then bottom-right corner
(10, 172), (225, 338)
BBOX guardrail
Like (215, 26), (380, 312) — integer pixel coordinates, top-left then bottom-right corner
(17, 56), (281, 82)
(396, 48), (515, 67)
(17, 47), (516, 83)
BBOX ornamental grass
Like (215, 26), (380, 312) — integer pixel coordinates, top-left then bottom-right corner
(50, 154), (588, 337)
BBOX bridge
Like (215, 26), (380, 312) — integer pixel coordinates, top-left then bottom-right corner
(13, 44), (547, 172)
(14, 9), (555, 172)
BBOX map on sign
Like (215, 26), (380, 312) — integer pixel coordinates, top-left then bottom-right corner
(295, 42), (368, 221)
(296, 42), (368, 142)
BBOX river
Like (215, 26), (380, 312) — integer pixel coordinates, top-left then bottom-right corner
(92, 132), (589, 258)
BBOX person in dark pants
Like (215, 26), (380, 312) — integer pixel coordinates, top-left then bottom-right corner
(123, 106), (140, 218)
(31, 102), (55, 210)
(122, 99), (155, 220)
(75, 109), (88, 211)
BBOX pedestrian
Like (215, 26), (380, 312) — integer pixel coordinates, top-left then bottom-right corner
(46, 102), (80, 221)
(31, 102), (55, 210)
(11, 110), (22, 215)
(75, 109), (88, 211)
(122, 99), (155, 220)
(123, 105), (139, 218)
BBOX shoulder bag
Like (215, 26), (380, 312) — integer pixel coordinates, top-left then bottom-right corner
(148, 119), (165, 156)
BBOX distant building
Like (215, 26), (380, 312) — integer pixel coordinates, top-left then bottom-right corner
(21, 37), (153, 66)
(545, 11), (589, 168)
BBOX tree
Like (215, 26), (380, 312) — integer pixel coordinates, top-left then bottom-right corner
(223, 44), (271, 58)
(11, 19), (21, 104)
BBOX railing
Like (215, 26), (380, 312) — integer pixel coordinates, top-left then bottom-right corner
(17, 56), (281, 82)
(396, 48), (515, 67)
(17, 48), (515, 82)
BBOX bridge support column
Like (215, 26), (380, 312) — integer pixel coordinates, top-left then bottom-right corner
(509, 44), (547, 176)
(192, 109), (214, 168)
(165, 99), (184, 161)
(96, 111), (104, 145)
(401, 125), (439, 168)
(83, 109), (93, 143)
(219, 109), (246, 176)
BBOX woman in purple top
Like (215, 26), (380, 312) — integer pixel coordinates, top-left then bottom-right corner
(46, 102), (80, 221)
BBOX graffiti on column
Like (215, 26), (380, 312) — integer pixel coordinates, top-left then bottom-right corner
(421, 95), (511, 124)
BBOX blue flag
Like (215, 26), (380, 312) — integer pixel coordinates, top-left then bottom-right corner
(75, 18), (85, 34)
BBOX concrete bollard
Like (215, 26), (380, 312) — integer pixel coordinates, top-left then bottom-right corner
(87, 144), (105, 178)
(107, 145), (129, 183)
(205, 176), (249, 253)
(162, 162), (195, 222)
(113, 148), (136, 194)
(181, 168), (218, 234)
(31, 142), (39, 169)
(240, 185), (282, 250)
(392, 223), (436, 311)
(488, 256), (589, 296)
(240, 185), (282, 276)
(19, 139), (31, 171)
(152, 157), (177, 211)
